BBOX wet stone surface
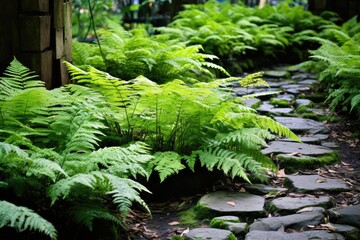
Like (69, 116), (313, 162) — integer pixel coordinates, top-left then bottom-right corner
(245, 230), (345, 240)
(249, 211), (325, 231)
(274, 116), (329, 133)
(198, 191), (265, 217)
(285, 175), (350, 193)
(184, 228), (234, 240)
(269, 196), (333, 214)
(262, 141), (335, 156)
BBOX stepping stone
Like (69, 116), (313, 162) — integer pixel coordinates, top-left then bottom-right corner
(291, 73), (309, 80)
(328, 223), (360, 240)
(297, 79), (317, 85)
(249, 211), (324, 231)
(257, 102), (293, 116)
(282, 133), (329, 144)
(245, 230), (345, 240)
(274, 116), (329, 133)
(262, 141), (335, 155)
(244, 183), (287, 195)
(269, 196), (333, 214)
(243, 98), (261, 108)
(268, 80), (294, 88)
(184, 228), (235, 240)
(321, 141), (338, 148)
(328, 204), (360, 228)
(295, 99), (313, 107)
(210, 216), (248, 234)
(285, 175), (350, 193)
(264, 70), (289, 78)
(197, 191), (265, 219)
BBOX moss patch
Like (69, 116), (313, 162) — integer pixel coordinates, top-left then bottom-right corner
(178, 206), (202, 228)
(270, 98), (291, 107)
(276, 152), (339, 173)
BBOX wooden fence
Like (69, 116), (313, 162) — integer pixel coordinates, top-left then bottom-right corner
(0, 0), (72, 89)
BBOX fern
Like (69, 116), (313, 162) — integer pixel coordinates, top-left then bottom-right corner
(0, 200), (57, 240)
(146, 151), (186, 182)
(0, 57), (44, 99)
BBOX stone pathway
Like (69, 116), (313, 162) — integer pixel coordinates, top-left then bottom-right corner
(131, 67), (360, 240)
(180, 69), (360, 240)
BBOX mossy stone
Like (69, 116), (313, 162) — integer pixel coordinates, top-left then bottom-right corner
(178, 206), (202, 227)
(276, 152), (339, 173)
(270, 98), (291, 107)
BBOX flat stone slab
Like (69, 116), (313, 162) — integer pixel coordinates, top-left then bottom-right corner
(244, 183), (287, 194)
(210, 216), (248, 234)
(185, 228), (234, 240)
(198, 191), (265, 217)
(295, 99), (312, 107)
(297, 79), (317, 85)
(270, 196), (333, 214)
(328, 204), (360, 228)
(272, 93), (295, 102)
(285, 175), (350, 193)
(274, 116), (329, 133)
(257, 102), (293, 116)
(245, 230), (345, 240)
(262, 141), (335, 156)
(243, 98), (261, 108)
(249, 211), (324, 231)
(264, 70), (289, 78)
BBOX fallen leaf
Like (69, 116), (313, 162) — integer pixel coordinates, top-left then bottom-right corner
(341, 161), (351, 166)
(321, 223), (336, 231)
(307, 225), (315, 228)
(316, 178), (327, 183)
(180, 228), (189, 236)
(226, 201), (236, 206)
(239, 187), (247, 193)
(168, 221), (180, 226)
(277, 224), (285, 232)
(277, 169), (286, 178)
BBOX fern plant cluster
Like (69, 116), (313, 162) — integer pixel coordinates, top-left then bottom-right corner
(155, 0), (337, 72)
(0, 58), (153, 239)
(296, 17), (360, 118)
(73, 20), (230, 84)
(0, 57), (300, 239)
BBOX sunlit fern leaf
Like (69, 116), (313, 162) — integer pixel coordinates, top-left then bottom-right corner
(26, 158), (68, 182)
(0, 200), (57, 240)
(90, 142), (153, 179)
(0, 57), (44, 98)
(106, 173), (150, 215)
(48, 173), (96, 205)
(0, 142), (28, 158)
(146, 151), (186, 182)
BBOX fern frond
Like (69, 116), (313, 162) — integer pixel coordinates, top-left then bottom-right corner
(351, 94), (360, 112)
(0, 200), (57, 240)
(0, 58), (44, 98)
(146, 151), (186, 182)
(90, 142), (152, 179)
(69, 203), (124, 231)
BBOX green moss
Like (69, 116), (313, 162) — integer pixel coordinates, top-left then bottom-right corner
(178, 206), (202, 228)
(210, 217), (240, 229)
(296, 105), (308, 114)
(270, 98), (291, 107)
(276, 152), (339, 173)
(298, 93), (326, 103)
(301, 113), (342, 123)
(344, 230), (360, 240)
(228, 233), (237, 240)
(194, 203), (217, 220)
(251, 100), (262, 109)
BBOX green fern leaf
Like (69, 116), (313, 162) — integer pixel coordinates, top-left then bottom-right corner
(0, 200), (57, 240)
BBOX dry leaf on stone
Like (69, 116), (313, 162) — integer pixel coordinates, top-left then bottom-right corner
(320, 223), (337, 231)
(239, 187), (247, 192)
(226, 201), (236, 206)
(277, 225), (285, 232)
(180, 228), (189, 236)
(277, 169), (286, 178)
(168, 221), (180, 226)
(316, 178), (327, 183)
